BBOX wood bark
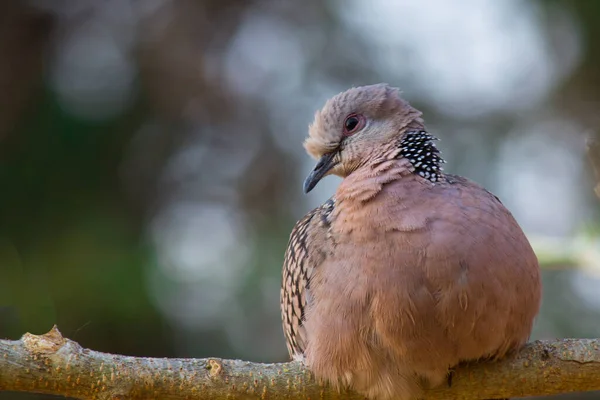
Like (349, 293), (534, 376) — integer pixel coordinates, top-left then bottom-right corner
(0, 326), (599, 400)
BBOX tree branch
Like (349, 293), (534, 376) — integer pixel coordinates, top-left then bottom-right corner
(587, 136), (600, 199)
(0, 327), (599, 399)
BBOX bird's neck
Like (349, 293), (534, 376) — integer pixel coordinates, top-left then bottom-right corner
(397, 130), (444, 183)
(335, 156), (416, 203)
(335, 130), (444, 203)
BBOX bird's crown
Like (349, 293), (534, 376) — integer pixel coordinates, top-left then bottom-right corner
(305, 83), (423, 159)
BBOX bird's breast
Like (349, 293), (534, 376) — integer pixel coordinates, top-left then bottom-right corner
(331, 183), (434, 243)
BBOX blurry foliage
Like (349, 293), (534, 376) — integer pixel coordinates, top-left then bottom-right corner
(0, 84), (164, 354)
(0, 1), (599, 400)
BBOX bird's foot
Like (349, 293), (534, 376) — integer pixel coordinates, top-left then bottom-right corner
(447, 370), (454, 388)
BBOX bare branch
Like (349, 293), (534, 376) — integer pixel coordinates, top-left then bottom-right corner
(0, 326), (599, 400)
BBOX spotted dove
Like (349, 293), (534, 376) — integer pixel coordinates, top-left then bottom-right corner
(280, 83), (542, 400)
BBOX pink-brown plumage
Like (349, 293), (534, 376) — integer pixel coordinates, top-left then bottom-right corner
(281, 83), (541, 400)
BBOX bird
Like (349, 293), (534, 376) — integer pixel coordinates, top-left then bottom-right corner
(280, 83), (542, 400)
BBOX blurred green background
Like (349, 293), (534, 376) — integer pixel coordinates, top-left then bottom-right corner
(1, 1), (599, 399)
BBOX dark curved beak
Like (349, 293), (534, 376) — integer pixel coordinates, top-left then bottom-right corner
(303, 152), (337, 193)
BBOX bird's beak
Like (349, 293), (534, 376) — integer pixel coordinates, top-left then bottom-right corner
(303, 151), (337, 193)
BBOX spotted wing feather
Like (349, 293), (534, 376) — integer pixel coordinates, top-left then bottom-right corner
(281, 200), (334, 358)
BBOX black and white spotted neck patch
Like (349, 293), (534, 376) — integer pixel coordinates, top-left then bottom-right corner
(399, 131), (445, 183)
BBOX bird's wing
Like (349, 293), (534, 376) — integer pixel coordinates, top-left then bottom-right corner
(281, 198), (334, 358)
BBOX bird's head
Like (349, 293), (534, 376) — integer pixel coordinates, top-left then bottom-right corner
(303, 83), (431, 193)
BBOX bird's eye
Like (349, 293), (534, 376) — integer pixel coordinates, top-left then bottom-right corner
(343, 114), (365, 136)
